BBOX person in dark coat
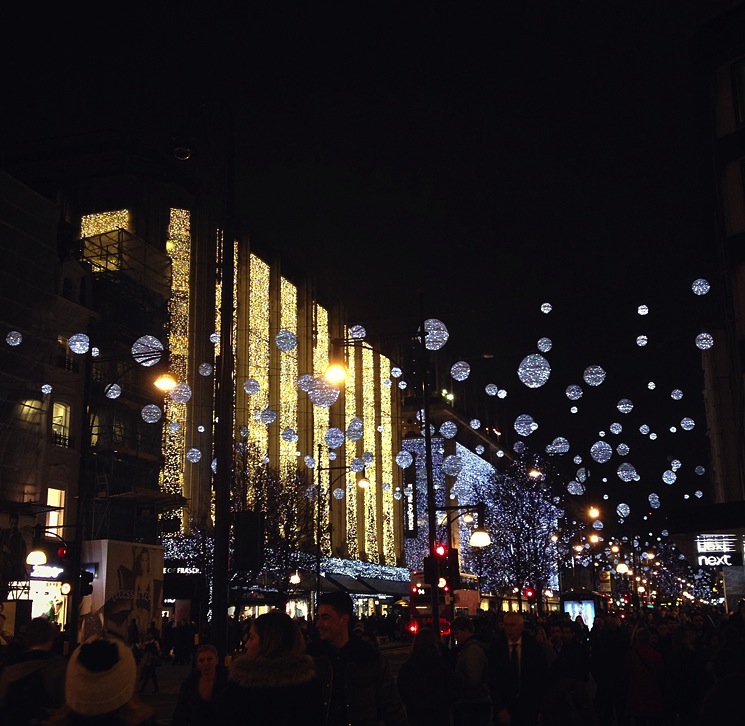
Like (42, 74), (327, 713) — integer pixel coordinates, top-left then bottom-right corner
(488, 611), (549, 726)
(217, 609), (324, 724)
(309, 590), (408, 726)
(624, 626), (664, 726)
(171, 643), (228, 726)
(397, 627), (451, 726)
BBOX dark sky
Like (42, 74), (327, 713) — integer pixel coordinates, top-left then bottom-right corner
(2, 2), (740, 535)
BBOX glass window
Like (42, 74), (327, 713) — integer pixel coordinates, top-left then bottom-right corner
(52, 402), (71, 447)
(46, 488), (65, 531)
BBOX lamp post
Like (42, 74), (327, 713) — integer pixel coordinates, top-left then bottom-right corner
(173, 99), (236, 659)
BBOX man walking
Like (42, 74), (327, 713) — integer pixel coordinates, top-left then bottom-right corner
(450, 616), (492, 726)
(309, 590), (408, 726)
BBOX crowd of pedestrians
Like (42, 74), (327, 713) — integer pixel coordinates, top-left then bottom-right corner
(1, 599), (744, 725)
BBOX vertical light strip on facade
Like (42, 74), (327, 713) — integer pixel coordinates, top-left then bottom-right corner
(362, 345), (379, 561)
(345, 331), (358, 559)
(380, 356), (395, 564)
(279, 278), (298, 471)
(248, 254), (270, 454)
(161, 209), (191, 496)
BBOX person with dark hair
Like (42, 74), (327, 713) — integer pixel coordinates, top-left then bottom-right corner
(217, 609), (324, 723)
(171, 643), (228, 726)
(0, 616), (66, 725)
(309, 590), (408, 726)
(45, 635), (156, 726)
(450, 616), (492, 726)
(397, 627), (451, 726)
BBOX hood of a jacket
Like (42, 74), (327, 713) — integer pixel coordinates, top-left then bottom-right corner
(228, 653), (317, 689)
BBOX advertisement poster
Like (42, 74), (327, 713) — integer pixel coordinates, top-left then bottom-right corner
(80, 540), (163, 644)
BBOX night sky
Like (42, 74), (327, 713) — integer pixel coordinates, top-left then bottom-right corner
(2, 3), (739, 535)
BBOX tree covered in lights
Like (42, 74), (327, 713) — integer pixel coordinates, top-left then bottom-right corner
(233, 440), (315, 600)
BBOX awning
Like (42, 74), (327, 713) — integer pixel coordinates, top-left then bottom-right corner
(358, 577), (412, 597)
(325, 573), (377, 594)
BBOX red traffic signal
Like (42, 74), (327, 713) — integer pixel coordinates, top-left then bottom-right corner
(524, 586), (536, 601)
(434, 543), (447, 558)
(57, 546), (68, 560)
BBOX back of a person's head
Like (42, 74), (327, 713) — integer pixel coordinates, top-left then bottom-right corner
(254, 610), (305, 659)
(411, 627), (441, 656)
(318, 590), (354, 617)
(451, 616), (474, 634)
(65, 636), (136, 717)
(25, 616), (55, 647)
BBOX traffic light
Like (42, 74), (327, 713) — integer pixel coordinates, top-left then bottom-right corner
(80, 569), (94, 596)
(447, 548), (461, 590)
(524, 586), (536, 604)
(434, 543), (449, 590)
(58, 546), (74, 596)
(423, 556), (439, 586)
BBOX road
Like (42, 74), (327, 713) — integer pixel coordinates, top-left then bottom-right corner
(139, 640), (412, 725)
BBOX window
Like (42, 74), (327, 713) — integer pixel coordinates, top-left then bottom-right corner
(52, 403), (72, 448)
(46, 488), (65, 531)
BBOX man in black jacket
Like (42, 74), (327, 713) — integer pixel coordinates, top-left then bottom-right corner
(488, 611), (549, 726)
(309, 590), (408, 726)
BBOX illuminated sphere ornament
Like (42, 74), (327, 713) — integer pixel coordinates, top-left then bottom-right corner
(307, 377), (340, 408)
(638, 304), (649, 315)
(566, 385), (583, 401)
(423, 319), (449, 351)
(346, 417), (364, 441)
(568, 481), (585, 495)
(617, 462), (637, 482)
(592, 520), (604, 530)
(540, 302), (552, 314)
(41, 384), (52, 395)
(663, 470), (676, 485)
(443, 455), (464, 476)
(671, 389), (683, 400)
(168, 420), (180, 432)
(617, 503), (631, 518)
(298, 374), (314, 392)
(351, 457), (365, 472)
(671, 459), (681, 471)
(325, 427), (345, 449)
(333, 488), (345, 500)
(396, 451), (414, 469)
(470, 419), (481, 430)
(68, 333), (90, 354)
(186, 448), (202, 463)
(681, 417), (695, 431)
(390, 367), (403, 378)
(537, 337), (552, 352)
(475, 444), (485, 454)
(485, 383), (499, 396)
(105, 384), (122, 399)
(211, 459), (217, 474)
(617, 443), (630, 456)
(439, 421), (457, 439)
(132, 335), (164, 366)
(398, 381), (408, 390)
(275, 329), (298, 351)
(610, 423), (622, 434)
(695, 466), (705, 475)
(514, 414), (537, 437)
(260, 408), (277, 424)
(304, 456), (316, 469)
(350, 325), (366, 339)
(281, 427), (298, 443)
(617, 399), (634, 414)
(498, 389), (507, 398)
(393, 490), (402, 500)
(244, 378), (260, 395)
(695, 333), (714, 350)
(170, 383), (192, 404)
(583, 366), (606, 386)
(546, 437), (569, 454)
(450, 361), (470, 381)
(590, 441), (613, 464)
(636, 335), (648, 347)
(141, 404), (162, 423)
(649, 493), (661, 509)
(6, 331), (22, 346)
(198, 425), (205, 433)
(209, 332), (220, 343)
(198, 362), (213, 376)
(518, 354), (551, 388)
(692, 278), (710, 295)
(640, 424), (650, 434)
(695, 490), (703, 498)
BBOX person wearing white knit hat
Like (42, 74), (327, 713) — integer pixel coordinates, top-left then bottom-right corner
(45, 636), (157, 726)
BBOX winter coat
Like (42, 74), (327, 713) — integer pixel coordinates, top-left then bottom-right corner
(217, 652), (324, 725)
(0, 649), (66, 725)
(170, 664), (228, 726)
(310, 637), (409, 726)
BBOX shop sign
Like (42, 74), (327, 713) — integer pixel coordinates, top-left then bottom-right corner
(30, 564), (64, 580)
(695, 534), (743, 567)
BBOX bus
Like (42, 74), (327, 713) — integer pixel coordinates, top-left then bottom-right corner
(407, 571), (481, 637)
